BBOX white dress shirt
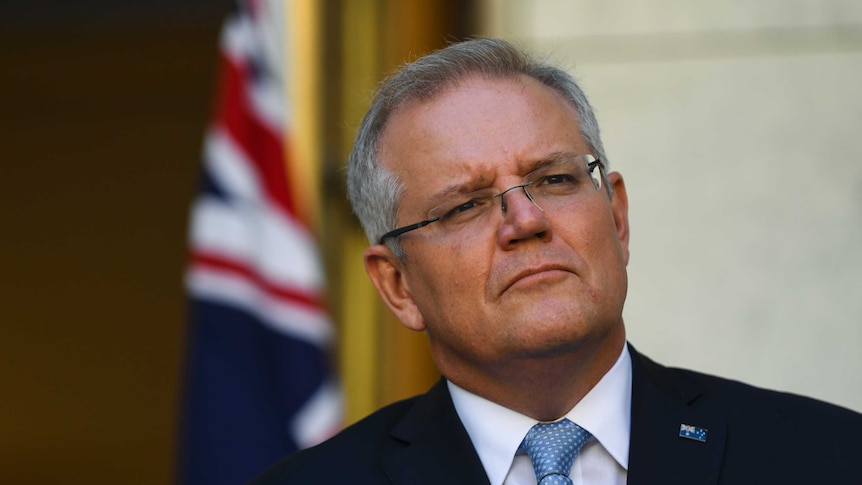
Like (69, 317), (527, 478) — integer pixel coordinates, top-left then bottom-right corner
(448, 345), (631, 485)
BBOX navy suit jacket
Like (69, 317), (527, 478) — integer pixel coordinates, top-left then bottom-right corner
(249, 345), (862, 484)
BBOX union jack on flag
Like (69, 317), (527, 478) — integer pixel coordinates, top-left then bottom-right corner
(679, 423), (708, 442)
(178, 2), (341, 484)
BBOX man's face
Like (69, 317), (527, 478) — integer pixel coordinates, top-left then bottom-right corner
(366, 75), (630, 382)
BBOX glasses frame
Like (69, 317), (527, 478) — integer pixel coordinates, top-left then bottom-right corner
(378, 156), (604, 244)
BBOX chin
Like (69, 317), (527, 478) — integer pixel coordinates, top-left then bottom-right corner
(509, 309), (594, 343)
(515, 294), (623, 344)
(513, 336), (587, 360)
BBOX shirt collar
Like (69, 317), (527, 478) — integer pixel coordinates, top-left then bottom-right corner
(448, 344), (632, 485)
(563, 343), (631, 470)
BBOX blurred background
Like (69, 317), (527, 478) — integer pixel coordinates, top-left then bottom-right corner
(2, 0), (860, 484)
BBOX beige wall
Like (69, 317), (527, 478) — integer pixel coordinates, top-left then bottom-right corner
(482, 0), (862, 412)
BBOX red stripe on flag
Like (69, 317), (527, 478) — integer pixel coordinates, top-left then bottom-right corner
(214, 52), (296, 218)
(190, 250), (323, 311)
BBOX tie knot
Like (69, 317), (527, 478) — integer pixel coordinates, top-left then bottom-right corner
(519, 419), (591, 485)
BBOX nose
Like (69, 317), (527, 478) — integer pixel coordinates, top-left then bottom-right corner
(496, 185), (552, 248)
(497, 183), (542, 214)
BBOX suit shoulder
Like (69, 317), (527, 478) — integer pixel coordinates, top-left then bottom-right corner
(635, 349), (862, 423)
(247, 396), (420, 485)
(673, 365), (861, 422)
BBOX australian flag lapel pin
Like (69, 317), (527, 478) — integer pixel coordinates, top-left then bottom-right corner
(679, 424), (708, 442)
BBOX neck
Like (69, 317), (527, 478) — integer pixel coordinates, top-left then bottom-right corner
(439, 324), (626, 421)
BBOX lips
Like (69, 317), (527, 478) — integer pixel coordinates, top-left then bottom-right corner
(501, 263), (574, 294)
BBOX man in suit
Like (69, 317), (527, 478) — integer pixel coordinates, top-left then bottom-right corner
(250, 38), (862, 484)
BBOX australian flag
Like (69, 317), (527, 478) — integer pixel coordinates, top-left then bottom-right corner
(178, 2), (341, 484)
(679, 424), (708, 442)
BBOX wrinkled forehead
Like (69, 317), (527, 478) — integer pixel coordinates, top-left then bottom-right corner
(376, 75), (589, 213)
(377, 74), (576, 166)
(377, 72), (567, 144)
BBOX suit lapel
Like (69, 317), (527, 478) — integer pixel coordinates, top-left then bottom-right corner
(376, 347), (728, 484)
(381, 380), (491, 485)
(627, 345), (726, 485)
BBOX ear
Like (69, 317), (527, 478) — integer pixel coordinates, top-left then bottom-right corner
(363, 245), (427, 332)
(607, 171), (630, 265)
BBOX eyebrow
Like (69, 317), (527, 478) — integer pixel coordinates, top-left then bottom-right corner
(526, 152), (581, 172)
(425, 152), (583, 205)
(427, 175), (492, 208)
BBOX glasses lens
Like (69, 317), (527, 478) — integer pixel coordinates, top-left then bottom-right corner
(428, 188), (498, 228)
(525, 155), (601, 209)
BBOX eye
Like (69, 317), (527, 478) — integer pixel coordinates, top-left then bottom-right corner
(542, 173), (577, 185)
(530, 167), (584, 195)
(441, 197), (491, 221)
(535, 171), (580, 189)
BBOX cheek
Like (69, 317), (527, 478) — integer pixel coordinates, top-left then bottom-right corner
(411, 244), (489, 303)
(557, 206), (626, 273)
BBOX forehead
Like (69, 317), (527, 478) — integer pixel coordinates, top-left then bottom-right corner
(377, 75), (589, 206)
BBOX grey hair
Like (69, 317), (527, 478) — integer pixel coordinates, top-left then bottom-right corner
(346, 38), (608, 257)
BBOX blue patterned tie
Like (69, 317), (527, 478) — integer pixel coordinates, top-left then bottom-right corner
(519, 419), (591, 485)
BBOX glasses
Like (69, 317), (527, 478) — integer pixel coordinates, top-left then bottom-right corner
(378, 154), (604, 244)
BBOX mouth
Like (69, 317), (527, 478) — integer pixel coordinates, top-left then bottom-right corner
(502, 264), (573, 293)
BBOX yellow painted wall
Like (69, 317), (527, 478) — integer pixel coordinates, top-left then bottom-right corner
(291, 0), (478, 424)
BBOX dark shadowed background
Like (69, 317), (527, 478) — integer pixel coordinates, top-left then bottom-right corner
(1, 1), (231, 483)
